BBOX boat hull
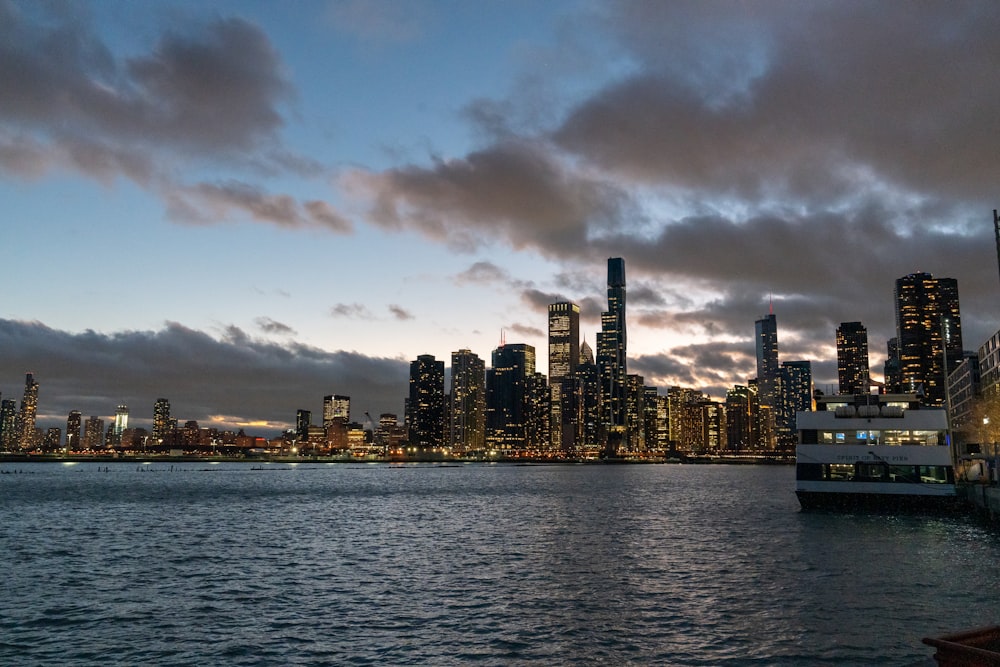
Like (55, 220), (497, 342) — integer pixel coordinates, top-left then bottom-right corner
(796, 489), (960, 513)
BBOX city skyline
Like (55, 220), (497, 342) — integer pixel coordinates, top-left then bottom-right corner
(2, 1), (999, 434)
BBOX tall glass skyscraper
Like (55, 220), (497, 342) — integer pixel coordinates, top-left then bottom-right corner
(408, 354), (445, 449)
(486, 343), (536, 452)
(450, 349), (486, 453)
(548, 302), (580, 453)
(66, 410), (82, 450)
(153, 398), (171, 443)
(893, 272), (962, 407)
(17, 373), (39, 451)
(754, 310), (779, 410)
(836, 321), (870, 395)
(597, 257), (627, 456)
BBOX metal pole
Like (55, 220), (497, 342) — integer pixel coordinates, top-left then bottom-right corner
(995, 209), (1000, 291)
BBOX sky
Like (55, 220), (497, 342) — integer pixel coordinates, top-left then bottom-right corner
(2, 0), (999, 436)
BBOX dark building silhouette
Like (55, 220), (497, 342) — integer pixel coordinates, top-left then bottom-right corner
(408, 354), (445, 449)
(836, 322), (870, 395)
(777, 360), (813, 449)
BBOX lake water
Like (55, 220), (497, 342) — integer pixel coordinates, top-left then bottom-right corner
(2, 462), (998, 665)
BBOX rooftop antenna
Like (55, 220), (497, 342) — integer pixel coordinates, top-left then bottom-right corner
(500, 329), (505, 348)
(769, 292), (774, 316)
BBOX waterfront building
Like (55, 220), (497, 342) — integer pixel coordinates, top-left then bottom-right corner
(0, 399), (15, 450)
(643, 385), (662, 453)
(624, 374), (646, 452)
(836, 322), (870, 395)
(725, 384), (757, 450)
(323, 394), (350, 429)
(450, 349), (486, 453)
(755, 309), (780, 408)
(549, 302), (580, 453)
(66, 410), (82, 450)
(597, 258), (628, 456)
(114, 405), (129, 444)
(83, 416), (104, 450)
(408, 354), (445, 449)
(486, 343), (536, 453)
(777, 361), (814, 449)
(295, 409), (311, 441)
(152, 398), (170, 443)
(701, 399), (725, 453)
(576, 340), (601, 454)
(17, 373), (39, 451)
(44, 427), (61, 451)
(892, 272), (963, 407)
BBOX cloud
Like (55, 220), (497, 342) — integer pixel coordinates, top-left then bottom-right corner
(165, 180), (353, 231)
(345, 139), (631, 252)
(255, 317), (296, 336)
(388, 304), (414, 321)
(0, 6), (342, 231)
(326, 0), (428, 45)
(330, 303), (374, 320)
(0, 319), (409, 435)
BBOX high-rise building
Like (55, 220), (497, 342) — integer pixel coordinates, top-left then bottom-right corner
(323, 394), (351, 428)
(486, 343), (536, 452)
(597, 258), (627, 456)
(66, 410), (82, 450)
(114, 405), (129, 438)
(548, 302), (580, 453)
(893, 272), (963, 407)
(725, 384), (757, 450)
(153, 398), (171, 443)
(295, 409), (311, 441)
(450, 349), (486, 453)
(408, 354), (445, 449)
(777, 360), (813, 449)
(0, 399), (17, 450)
(83, 416), (104, 450)
(17, 373), (39, 451)
(836, 322), (870, 395)
(576, 340), (601, 453)
(755, 310), (779, 409)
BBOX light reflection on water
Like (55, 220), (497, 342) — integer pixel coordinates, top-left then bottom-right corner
(2, 462), (998, 666)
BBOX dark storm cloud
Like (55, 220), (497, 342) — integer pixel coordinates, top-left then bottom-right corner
(0, 319), (408, 435)
(348, 139), (630, 251)
(0, 4), (343, 229)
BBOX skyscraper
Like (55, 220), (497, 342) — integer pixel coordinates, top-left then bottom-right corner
(84, 416), (104, 450)
(893, 272), (962, 407)
(66, 410), (82, 450)
(548, 302), (580, 453)
(323, 394), (351, 428)
(777, 360), (813, 449)
(17, 373), (39, 451)
(754, 309), (779, 409)
(486, 343), (536, 452)
(114, 405), (129, 435)
(0, 399), (17, 450)
(153, 398), (171, 443)
(450, 349), (486, 453)
(597, 257), (627, 456)
(295, 409), (311, 441)
(408, 354), (445, 449)
(836, 322), (870, 395)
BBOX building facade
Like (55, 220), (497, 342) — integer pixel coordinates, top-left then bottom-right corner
(836, 321), (870, 395)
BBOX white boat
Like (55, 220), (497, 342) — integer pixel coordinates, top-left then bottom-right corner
(795, 393), (957, 512)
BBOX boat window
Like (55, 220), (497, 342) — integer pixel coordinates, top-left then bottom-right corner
(796, 463), (823, 480)
(826, 464), (853, 480)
